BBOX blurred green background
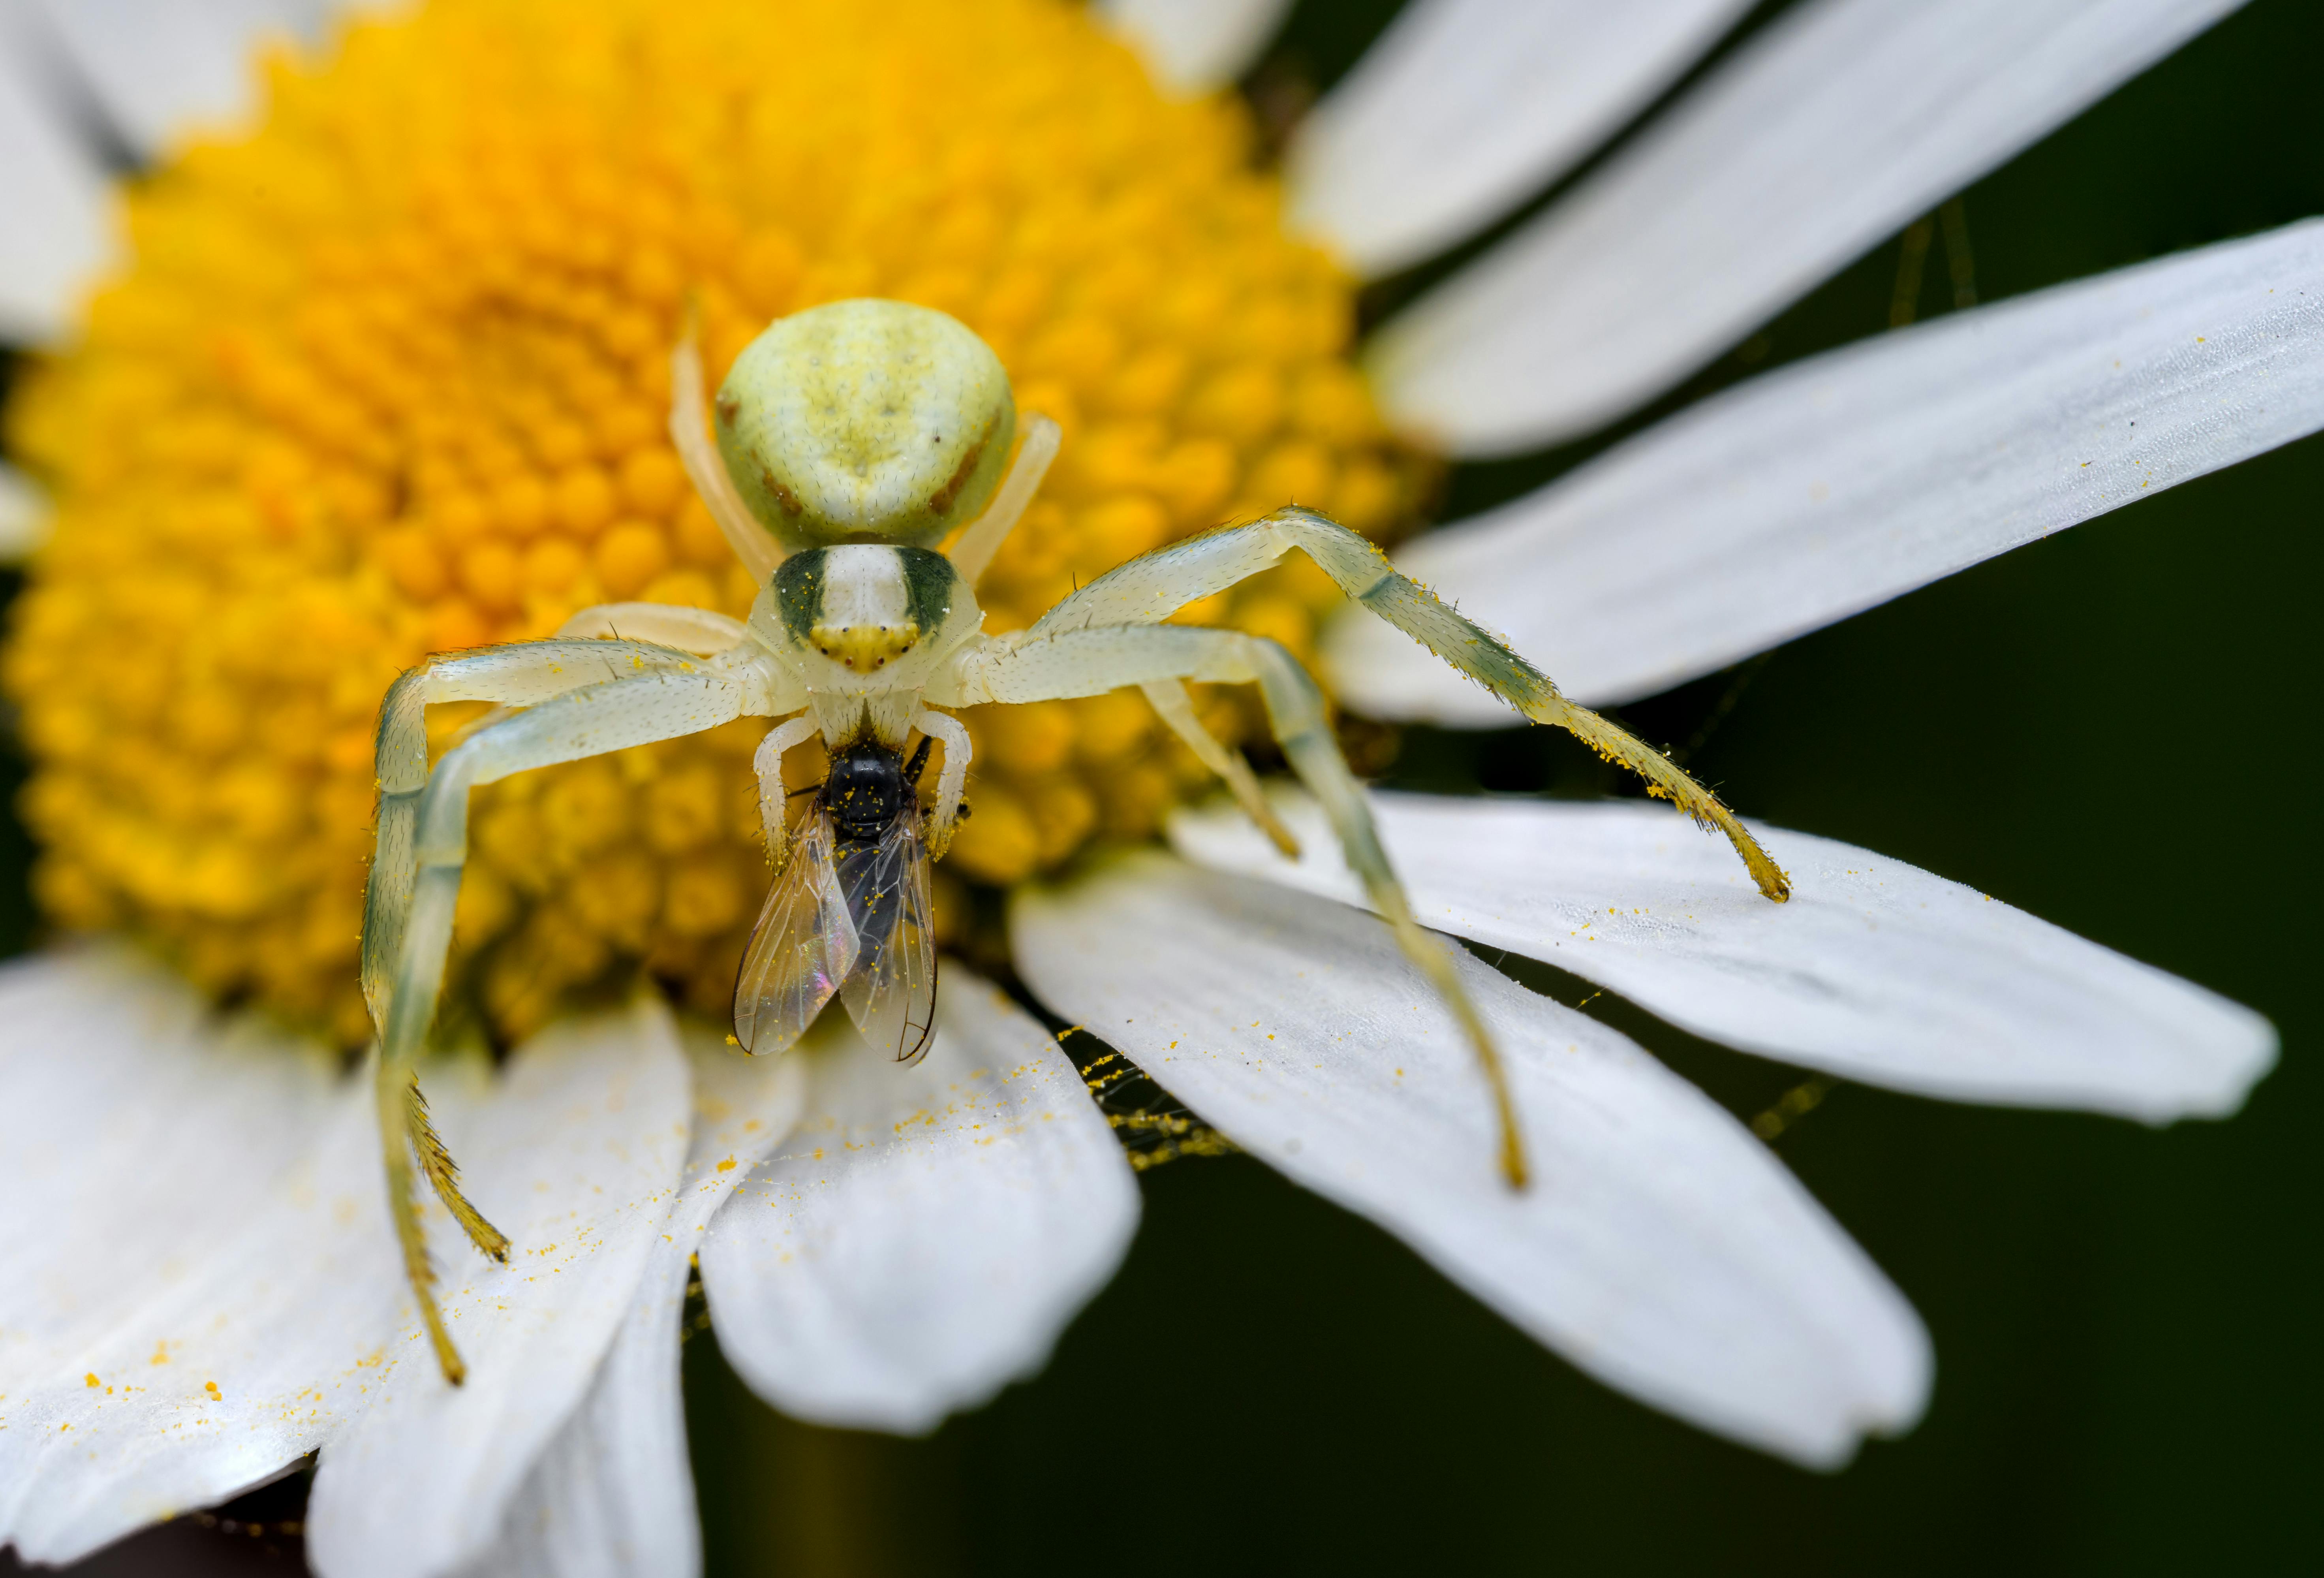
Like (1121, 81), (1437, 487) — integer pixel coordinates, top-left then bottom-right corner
(15, 0), (2320, 1573)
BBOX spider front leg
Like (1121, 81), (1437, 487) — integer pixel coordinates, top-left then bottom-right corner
(368, 653), (762, 1382)
(457, 607), (764, 746)
(367, 640), (716, 1029)
(1032, 506), (1789, 902)
(909, 707), (973, 859)
(942, 414), (1062, 586)
(753, 713), (823, 873)
(670, 318), (783, 585)
(945, 623), (1532, 1188)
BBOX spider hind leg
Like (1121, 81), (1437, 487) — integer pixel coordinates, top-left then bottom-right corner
(1140, 678), (1299, 858)
(957, 622), (1530, 1187)
(1028, 506), (1788, 901)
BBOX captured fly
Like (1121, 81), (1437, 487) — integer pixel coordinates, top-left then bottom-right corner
(733, 735), (938, 1063)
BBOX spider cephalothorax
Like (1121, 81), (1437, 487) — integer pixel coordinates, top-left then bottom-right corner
(773, 544), (960, 674)
(363, 298), (1789, 1383)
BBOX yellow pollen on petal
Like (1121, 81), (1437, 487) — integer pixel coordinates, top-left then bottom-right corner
(2, 0), (1432, 1048)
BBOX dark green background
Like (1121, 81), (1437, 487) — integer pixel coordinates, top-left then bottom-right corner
(18, 1), (2320, 1572)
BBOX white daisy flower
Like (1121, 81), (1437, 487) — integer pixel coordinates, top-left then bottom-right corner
(0, 1), (2305, 1574)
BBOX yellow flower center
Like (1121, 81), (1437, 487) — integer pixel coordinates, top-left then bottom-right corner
(3, 0), (1429, 1048)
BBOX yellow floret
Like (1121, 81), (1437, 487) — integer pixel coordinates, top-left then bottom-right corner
(3, 0), (1432, 1045)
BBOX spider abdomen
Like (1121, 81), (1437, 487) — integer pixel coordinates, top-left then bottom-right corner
(716, 299), (1016, 549)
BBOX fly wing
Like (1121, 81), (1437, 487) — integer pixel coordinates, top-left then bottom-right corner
(837, 811), (939, 1065)
(733, 808), (859, 1055)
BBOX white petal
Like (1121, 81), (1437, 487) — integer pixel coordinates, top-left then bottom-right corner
(0, 14), (113, 343)
(1334, 218), (2324, 714)
(1367, 0), (2247, 454)
(465, 1023), (810, 1578)
(700, 968), (1138, 1435)
(1012, 852), (1929, 1467)
(0, 948), (331, 1378)
(1095, 0), (1291, 94)
(1171, 791), (2277, 1123)
(0, 949), (407, 1566)
(1289, 0), (1753, 277)
(306, 999), (693, 1578)
(24, 0), (332, 158)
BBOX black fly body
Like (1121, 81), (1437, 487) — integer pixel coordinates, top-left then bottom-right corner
(733, 732), (941, 1067)
(818, 737), (932, 991)
(820, 735), (932, 842)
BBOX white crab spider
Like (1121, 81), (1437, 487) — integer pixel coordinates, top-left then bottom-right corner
(363, 299), (1789, 1382)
